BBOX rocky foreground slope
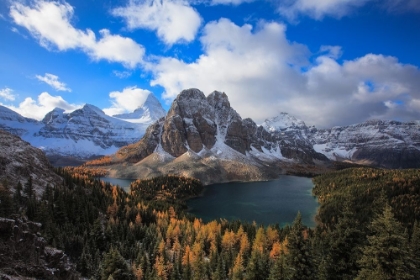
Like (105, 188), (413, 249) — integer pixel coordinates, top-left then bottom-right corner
(0, 217), (78, 279)
(0, 129), (62, 197)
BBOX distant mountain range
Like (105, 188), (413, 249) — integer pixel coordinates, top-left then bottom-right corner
(0, 93), (165, 165)
(82, 89), (420, 184)
(1, 89), (419, 181)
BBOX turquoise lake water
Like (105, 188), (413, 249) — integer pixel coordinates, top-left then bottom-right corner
(187, 176), (319, 227)
(100, 175), (319, 227)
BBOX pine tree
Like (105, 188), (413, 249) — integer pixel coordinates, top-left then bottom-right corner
(285, 212), (314, 280)
(323, 202), (363, 280)
(101, 247), (133, 280)
(356, 205), (416, 280)
(13, 181), (23, 206)
(411, 221), (420, 279)
(0, 180), (14, 217)
(23, 176), (33, 198)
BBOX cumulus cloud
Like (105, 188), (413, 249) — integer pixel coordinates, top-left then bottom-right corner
(36, 73), (71, 92)
(112, 0), (202, 45)
(10, 0), (144, 68)
(103, 86), (153, 116)
(278, 0), (420, 20)
(5, 92), (81, 120)
(149, 19), (420, 128)
(0, 88), (16, 101)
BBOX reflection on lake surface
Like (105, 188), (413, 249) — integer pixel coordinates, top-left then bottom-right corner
(187, 175), (319, 227)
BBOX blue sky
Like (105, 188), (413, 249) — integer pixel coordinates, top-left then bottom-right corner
(0, 0), (419, 128)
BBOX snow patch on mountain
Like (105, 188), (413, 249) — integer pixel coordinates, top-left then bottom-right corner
(113, 93), (166, 123)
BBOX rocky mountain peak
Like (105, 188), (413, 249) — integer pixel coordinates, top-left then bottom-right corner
(207, 90), (230, 110)
(42, 107), (65, 124)
(168, 88), (213, 119)
(113, 93), (166, 122)
(263, 112), (307, 132)
(0, 105), (35, 123)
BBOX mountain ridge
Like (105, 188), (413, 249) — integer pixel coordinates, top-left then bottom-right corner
(0, 94), (166, 163)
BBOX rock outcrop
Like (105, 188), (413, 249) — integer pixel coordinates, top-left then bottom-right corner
(0, 130), (62, 197)
(0, 216), (79, 279)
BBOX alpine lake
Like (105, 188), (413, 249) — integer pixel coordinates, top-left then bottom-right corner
(100, 175), (319, 227)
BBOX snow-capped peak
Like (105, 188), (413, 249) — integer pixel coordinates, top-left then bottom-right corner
(113, 93), (166, 123)
(262, 112), (307, 132)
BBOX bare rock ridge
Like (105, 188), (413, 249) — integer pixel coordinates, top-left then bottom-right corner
(0, 129), (62, 197)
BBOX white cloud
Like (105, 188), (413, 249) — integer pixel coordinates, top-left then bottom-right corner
(112, 0), (202, 45)
(10, 0), (144, 68)
(36, 73), (71, 92)
(278, 0), (369, 20)
(5, 92), (81, 120)
(103, 86), (152, 116)
(0, 88), (16, 101)
(113, 70), (132, 79)
(210, 0), (254, 5)
(149, 19), (420, 128)
(277, 0), (420, 20)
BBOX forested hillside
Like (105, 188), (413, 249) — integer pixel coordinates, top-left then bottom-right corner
(0, 167), (419, 279)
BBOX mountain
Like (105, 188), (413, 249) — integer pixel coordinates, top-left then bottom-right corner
(0, 97), (166, 164)
(85, 89), (420, 184)
(0, 129), (62, 197)
(310, 120), (420, 168)
(262, 113), (328, 163)
(113, 92), (166, 123)
(89, 89), (328, 184)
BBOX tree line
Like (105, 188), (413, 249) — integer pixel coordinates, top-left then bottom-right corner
(0, 166), (419, 279)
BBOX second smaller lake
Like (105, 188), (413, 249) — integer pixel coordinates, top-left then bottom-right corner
(100, 177), (134, 191)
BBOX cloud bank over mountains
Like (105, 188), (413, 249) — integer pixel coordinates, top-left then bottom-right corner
(2, 0), (420, 128)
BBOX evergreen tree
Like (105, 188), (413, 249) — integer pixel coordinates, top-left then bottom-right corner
(323, 202), (363, 279)
(23, 176), (33, 198)
(101, 247), (133, 280)
(268, 254), (285, 280)
(285, 212), (314, 280)
(13, 181), (23, 206)
(410, 221), (420, 279)
(356, 205), (416, 280)
(0, 180), (14, 217)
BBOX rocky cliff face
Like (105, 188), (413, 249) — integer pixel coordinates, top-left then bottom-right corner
(115, 89), (287, 162)
(0, 130), (62, 197)
(0, 216), (79, 279)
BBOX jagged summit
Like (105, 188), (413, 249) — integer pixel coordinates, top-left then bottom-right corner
(113, 93), (166, 123)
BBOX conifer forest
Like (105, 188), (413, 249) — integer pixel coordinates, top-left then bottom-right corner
(1, 167), (420, 279)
